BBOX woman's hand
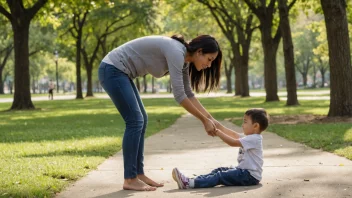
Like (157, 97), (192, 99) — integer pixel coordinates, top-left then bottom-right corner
(209, 118), (221, 129)
(202, 118), (216, 137)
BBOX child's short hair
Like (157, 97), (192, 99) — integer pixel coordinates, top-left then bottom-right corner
(245, 108), (269, 132)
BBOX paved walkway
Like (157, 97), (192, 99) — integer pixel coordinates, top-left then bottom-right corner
(56, 114), (351, 198)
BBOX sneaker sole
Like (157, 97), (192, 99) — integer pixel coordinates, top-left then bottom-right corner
(172, 168), (185, 189)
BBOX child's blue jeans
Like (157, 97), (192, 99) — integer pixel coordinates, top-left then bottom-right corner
(193, 167), (259, 188)
(98, 62), (147, 179)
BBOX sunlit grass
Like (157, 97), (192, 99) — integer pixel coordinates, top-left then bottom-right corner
(0, 95), (350, 197)
(0, 98), (185, 197)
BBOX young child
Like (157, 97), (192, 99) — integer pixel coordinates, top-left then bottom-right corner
(172, 108), (269, 189)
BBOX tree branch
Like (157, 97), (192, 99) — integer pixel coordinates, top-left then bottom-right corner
(27, 0), (48, 20)
(0, 44), (13, 68)
(104, 21), (136, 37)
(29, 49), (40, 57)
(288, 0), (297, 10)
(0, 5), (11, 20)
(69, 27), (77, 39)
(243, 0), (258, 14)
(268, 0), (276, 10)
(273, 23), (282, 44)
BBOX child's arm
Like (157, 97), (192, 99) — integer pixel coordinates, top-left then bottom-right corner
(215, 129), (242, 147)
(213, 121), (241, 139)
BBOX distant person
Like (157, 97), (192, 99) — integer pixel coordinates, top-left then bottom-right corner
(98, 34), (222, 191)
(172, 108), (269, 189)
(48, 80), (55, 100)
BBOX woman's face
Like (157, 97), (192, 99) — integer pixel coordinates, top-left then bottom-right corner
(192, 50), (218, 71)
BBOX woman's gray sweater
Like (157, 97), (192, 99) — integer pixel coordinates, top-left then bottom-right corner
(104, 35), (194, 104)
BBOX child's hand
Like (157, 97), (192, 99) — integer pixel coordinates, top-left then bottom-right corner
(203, 118), (216, 137)
(214, 129), (221, 136)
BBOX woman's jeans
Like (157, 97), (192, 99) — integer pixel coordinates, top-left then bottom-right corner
(98, 62), (147, 179)
(194, 167), (259, 188)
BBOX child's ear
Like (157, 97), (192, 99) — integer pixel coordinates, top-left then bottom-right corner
(253, 122), (260, 131)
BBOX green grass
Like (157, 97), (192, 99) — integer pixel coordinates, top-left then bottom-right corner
(0, 95), (351, 197)
(0, 98), (185, 197)
(0, 93), (74, 99)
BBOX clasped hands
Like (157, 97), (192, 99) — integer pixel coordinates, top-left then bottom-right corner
(203, 117), (220, 137)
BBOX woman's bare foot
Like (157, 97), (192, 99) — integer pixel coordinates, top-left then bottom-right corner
(123, 178), (156, 191)
(138, 174), (164, 187)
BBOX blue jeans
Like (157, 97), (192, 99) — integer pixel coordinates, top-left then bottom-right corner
(98, 62), (147, 179)
(194, 167), (259, 188)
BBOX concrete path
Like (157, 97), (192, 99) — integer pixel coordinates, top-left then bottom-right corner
(56, 114), (351, 198)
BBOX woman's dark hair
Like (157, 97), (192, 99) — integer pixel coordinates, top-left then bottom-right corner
(245, 108), (269, 132)
(171, 34), (222, 92)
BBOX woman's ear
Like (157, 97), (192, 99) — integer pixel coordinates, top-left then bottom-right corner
(197, 48), (203, 55)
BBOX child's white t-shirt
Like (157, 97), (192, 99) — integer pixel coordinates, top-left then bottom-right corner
(236, 134), (263, 181)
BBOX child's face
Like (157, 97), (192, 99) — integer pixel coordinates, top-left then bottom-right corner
(242, 115), (257, 135)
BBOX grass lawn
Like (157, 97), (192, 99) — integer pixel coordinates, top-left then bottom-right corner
(0, 93), (74, 99)
(0, 95), (351, 197)
(0, 98), (185, 197)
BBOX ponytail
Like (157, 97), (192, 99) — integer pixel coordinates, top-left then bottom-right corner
(171, 34), (190, 50)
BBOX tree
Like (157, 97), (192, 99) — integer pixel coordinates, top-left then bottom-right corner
(57, 0), (102, 99)
(0, 22), (13, 94)
(278, 0), (299, 105)
(320, 0), (352, 116)
(223, 51), (234, 93)
(198, 0), (257, 97)
(310, 20), (330, 88)
(243, 0), (283, 101)
(81, 1), (154, 97)
(0, 0), (48, 109)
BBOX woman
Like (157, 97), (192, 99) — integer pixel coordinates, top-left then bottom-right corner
(98, 34), (222, 191)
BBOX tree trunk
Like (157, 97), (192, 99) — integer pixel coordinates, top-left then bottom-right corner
(224, 59), (233, 94)
(0, 0), (48, 109)
(225, 72), (232, 94)
(302, 73), (307, 86)
(11, 22), (34, 109)
(143, 75), (147, 93)
(312, 64), (316, 88)
(0, 67), (3, 94)
(240, 58), (249, 97)
(32, 77), (36, 94)
(233, 57), (241, 96)
(0, 45), (13, 94)
(152, 77), (156, 93)
(320, 69), (326, 88)
(279, 0), (299, 105)
(232, 41), (243, 96)
(244, 0), (281, 102)
(321, 0), (352, 116)
(75, 33), (83, 99)
(236, 15), (254, 97)
(135, 78), (140, 92)
(168, 79), (172, 93)
(9, 80), (13, 94)
(263, 42), (280, 101)
(86, 67), (93, 97)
